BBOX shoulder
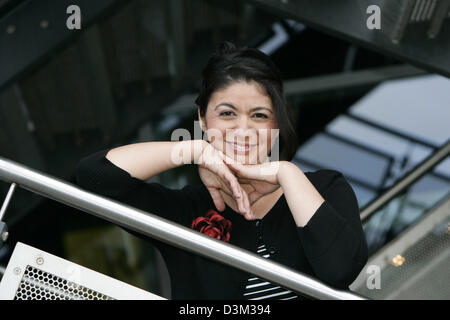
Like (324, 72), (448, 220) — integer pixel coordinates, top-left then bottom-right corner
(303, 168), (358, 209)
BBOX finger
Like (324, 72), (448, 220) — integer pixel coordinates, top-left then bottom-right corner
(209, 167), (237, 199)
(242, 188), (254, 220)
(225, 160), (251, 179)
(206, 161), (236, 194)
(216, 173), (249, 216)
(232, 183), (250, 219)
(229, 160), (279, 181)
(211, 158), (251, 213)
(207, 187), (226, 212)
(232, 183), (247, 217)
(221, 152), (239, 165)
(220, 168), (243, 200)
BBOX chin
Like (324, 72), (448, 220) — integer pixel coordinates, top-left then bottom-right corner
(227, 152), (267, 165)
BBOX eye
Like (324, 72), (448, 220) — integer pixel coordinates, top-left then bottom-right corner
(253, 113), (269, 119)
(219, 111), (235, 117)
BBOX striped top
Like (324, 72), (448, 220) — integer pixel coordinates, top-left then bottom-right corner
(243, 244), (299, 300)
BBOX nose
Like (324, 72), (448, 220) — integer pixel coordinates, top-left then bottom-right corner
(228, 120), (258, 144)
(236, 115), (250, 131)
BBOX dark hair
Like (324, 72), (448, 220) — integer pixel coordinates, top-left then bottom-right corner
(195, 41), (298, 161)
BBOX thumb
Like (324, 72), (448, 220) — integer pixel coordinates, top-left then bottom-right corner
(225, 160), (254, 179)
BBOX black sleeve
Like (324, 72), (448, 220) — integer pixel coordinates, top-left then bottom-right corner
(297, 170), (368, 289)
(75, 148), (198, 232)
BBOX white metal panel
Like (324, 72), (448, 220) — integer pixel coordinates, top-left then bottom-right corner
(0, 242), (165, 300)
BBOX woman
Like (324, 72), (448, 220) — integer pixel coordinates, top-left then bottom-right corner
(76, 42), (368, 300)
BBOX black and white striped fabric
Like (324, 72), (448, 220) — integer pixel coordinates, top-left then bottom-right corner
(243, 244), (299, 300)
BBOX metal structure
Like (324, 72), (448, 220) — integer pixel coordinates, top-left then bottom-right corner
(250, 0), (450, 77)
(0, 155), (365, 300)
(0, 0), (448, 300)
(0, 242), (164, 300)
(0, 0), (128, 91)
(360, 139), (450, 221)
(350, 195), (450, 299)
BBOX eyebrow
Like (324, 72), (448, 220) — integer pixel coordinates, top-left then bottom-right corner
(214, 103), (273, 113)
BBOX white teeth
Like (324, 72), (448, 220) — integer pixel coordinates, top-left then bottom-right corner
(226, 141), (254, 152)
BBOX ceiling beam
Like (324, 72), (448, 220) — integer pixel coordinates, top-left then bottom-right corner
(163, 64), (426, 115)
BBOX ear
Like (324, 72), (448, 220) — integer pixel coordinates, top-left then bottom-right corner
(197, 107), (206, 132)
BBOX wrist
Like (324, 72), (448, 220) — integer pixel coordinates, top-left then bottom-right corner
(277, 161), (296, 184)
(168, 140), (205, 166)
(192, 139), (208, 164)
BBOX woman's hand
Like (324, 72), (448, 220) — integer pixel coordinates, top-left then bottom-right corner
(197, 142), (253, 220)
(237, 178), (280, 204)
(221, 154), (285, 203)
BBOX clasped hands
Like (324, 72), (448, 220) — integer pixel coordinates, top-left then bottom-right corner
(197, 142), (283, 220)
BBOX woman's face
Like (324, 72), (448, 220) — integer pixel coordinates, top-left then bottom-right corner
(199, 81), (279, 165)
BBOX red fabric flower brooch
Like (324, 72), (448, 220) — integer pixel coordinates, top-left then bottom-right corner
(191, 209), (232, 243)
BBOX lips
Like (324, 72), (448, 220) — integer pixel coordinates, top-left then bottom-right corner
(226, 141), (256, 153)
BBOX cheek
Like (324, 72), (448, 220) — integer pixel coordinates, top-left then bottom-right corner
(257, 128), (275, 147)
(204, 126), (226, 149)
(206, 130), (225, 147)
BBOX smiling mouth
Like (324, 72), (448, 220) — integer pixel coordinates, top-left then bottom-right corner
(226, 141), (257, 153)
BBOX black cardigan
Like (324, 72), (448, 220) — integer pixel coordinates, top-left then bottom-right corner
(75, 148), (368, 299)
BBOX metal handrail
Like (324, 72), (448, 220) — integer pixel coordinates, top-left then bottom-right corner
(360, 139), (450, 222)
(0, 156), (365, 300)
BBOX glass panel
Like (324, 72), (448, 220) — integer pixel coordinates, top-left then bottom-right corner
(327, 115), (410, 159)
(350, 75), (450, 146)
(295, 133), (390, 188)
(434, 157), (450, 178)
(407, 173), (450, 208)
(349, 183), (377, 208)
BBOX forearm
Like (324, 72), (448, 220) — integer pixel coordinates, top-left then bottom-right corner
(106, 140), (206, 181)
(277, 161), (325, 227)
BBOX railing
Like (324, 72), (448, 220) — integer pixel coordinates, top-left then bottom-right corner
(360, 139), (450, 222)
(0, 156), (365, 300)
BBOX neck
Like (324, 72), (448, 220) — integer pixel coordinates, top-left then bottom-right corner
(220, 185), (283, 220)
